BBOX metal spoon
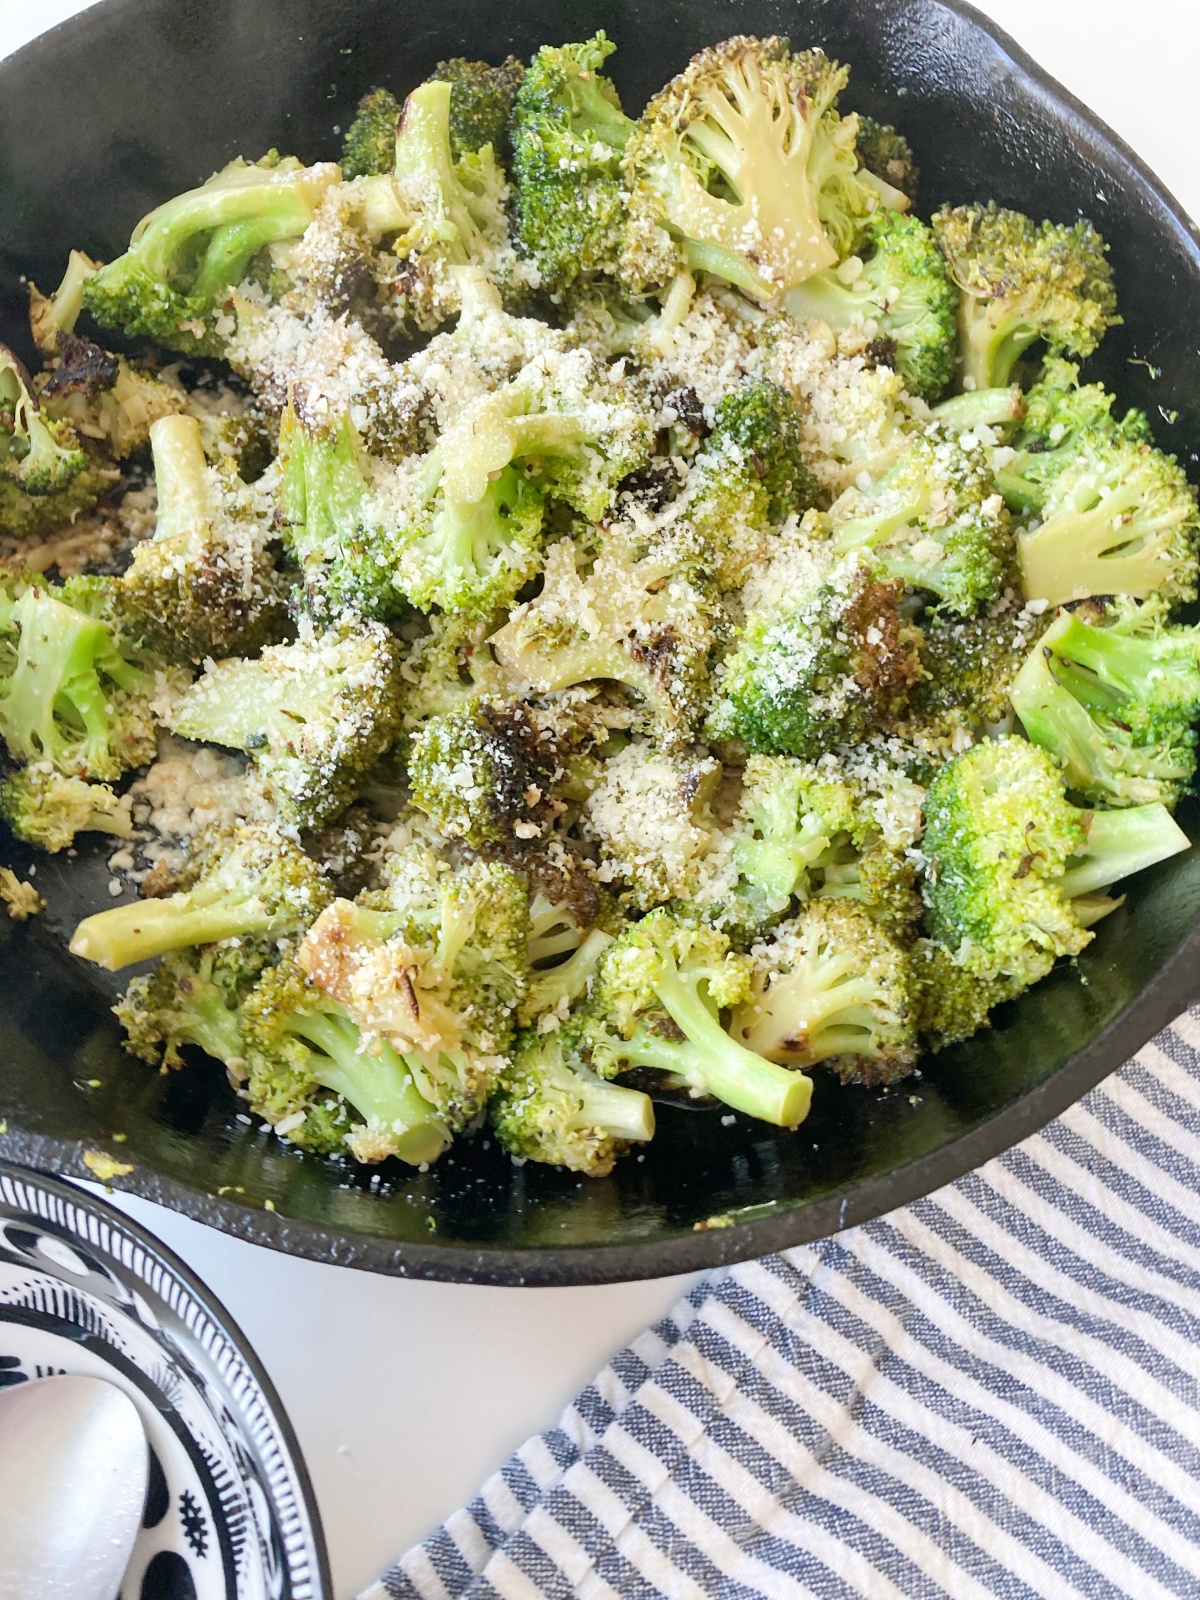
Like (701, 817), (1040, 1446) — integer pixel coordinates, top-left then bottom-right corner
(0, 1373), (148, 1600)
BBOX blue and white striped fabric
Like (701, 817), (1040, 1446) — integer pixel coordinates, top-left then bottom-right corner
(363, 1006), (1200, 1600)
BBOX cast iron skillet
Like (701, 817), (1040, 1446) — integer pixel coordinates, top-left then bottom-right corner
(0, 0), (1198, 1286)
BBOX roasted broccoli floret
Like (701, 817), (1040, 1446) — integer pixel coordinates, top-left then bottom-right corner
(1010, 604), (1200, 808)
(0, 346), (116, 539)
(407, 698), (560, 848)
(932, 202), (1120, 392)
(991, 356), (1146, 515)
(1015, 430), (1198, 608)
(854, 117), (918, 201)
(730, 899), (917, 1085)
(115, 941), (270, 1070)
(923, 736), (1087, 984)
(521, 897), (616, 1028)
(69, 822), (332, 971)
(509, 33), (634, 296)
(119, 414), (288, 662)
(708, 555), (923, 758)
(621, 36), (907, 299)
(707, 377), (821, 523)
(342, 88), (403, 179)
(28, 250), (100, 354)
(782, 211), (957, 399)
(0, 766), (132, 854)
(241, 954), (451, 1164)
(831, 424), (1013, 614)
(83, 156), (341, 354)
(490, 536), (713, 751)
(577, 909), (812, 1128)
(584, 744), (723, 912)
(911, 597), (1049, 742)
(169, 618), (404, 831)
(0, 582), (159, 782)
(490, 1027), (654, 1175)
(910, 939), (1027, 1052)
(430, 56), (525, 158)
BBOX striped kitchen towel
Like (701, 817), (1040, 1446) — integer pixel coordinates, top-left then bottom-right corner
(363, 1006), (1200, 1600)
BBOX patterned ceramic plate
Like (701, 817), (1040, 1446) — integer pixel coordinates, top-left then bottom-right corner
(0, 1162), (329, 1599)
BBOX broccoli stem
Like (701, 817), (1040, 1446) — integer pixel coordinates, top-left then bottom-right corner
(70, 896), (287, 971)
(151, 415), (210, 540)
(0, 592), (114, 774)
(286, 1008), (448, 1165)
(1045, 612), (1200, 714)
(525, 929), (614, 1019)
(115, 180), (317, 284)
(192, 217), (302, 300)
(1059, 804), (1189, 899)
(932, 388), (1025, 430)
(179, 991), (245, 1066)
(576, 1067), (656, 1143)
(958, 301), (1037, 392)
(649, 963), (812, 1128)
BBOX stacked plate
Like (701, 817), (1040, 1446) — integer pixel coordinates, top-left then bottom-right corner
(0, 1163), (329, 1599)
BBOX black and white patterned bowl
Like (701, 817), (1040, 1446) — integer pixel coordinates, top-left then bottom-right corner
(0, 1162), (330, 1600)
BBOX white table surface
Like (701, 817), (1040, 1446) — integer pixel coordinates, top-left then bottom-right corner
(3, 1), (1199, 1593)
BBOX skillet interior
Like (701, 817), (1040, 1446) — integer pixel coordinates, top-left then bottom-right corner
(1, 0), (1199, 1284)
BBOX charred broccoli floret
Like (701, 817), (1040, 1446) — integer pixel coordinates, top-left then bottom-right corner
(430, 56), (525, 158)
(577, 909), (812, 1127)
(407, 698), (560, 848)
(854, 118), (918, 201)
(241, 954), (451, 1164)
(341, 88), (403, 179)
(911, 597), (1049, 742)
(490, 536), (713, 751)
(119, 414), (288, 662)
(932, 202), (1120, 392)
(169, 618), (404, 831)
(0, 346), (116, 539)
(69, 822), (332, 971)
(490, 1027), (654, 1176)
(621, 36), (907, 299)
(831, 424), (1013, 614)
(1010, 604), (1200, 808)
(782, 211), (958, 399)
(83, 156), (341, 354)
(730, 899), (917, 1085)
(509, 34), (634, 295)
(708, 555), (923, 758)
(0, 766), (132, 854)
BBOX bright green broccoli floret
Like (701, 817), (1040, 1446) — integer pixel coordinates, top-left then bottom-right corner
(241, 955), (451, 1165)
(114, 942), (271, 1070)
(119, 414), (288, 661)
(0, 766), (132, 854)
(782, 211), (958, 398)
(1010, 604), (1200, 808)
(576, 908), (812, 1128)
(491, 1028), (654, 1176)
(1016, 431), (1198, 608)
(69, 822), (332, 971)
(854, 117), (918, 201)
(621, 36), (907, 299)
(920, 736), (1088, 985)
(82, 156), (340, 354)
(730, 899), (917, 1086)
(169, 618), (404, 831)
(0, 582), (159, 782)
(342, 88), (403, 178)
(832, 425), (1013, 613)
(709, 557), (922, 758)
(0, 345), (116, 538)
(932, 202), (1120, 392)
(430, 56), (525, 158)
(509, 33), (635, 296)
(490, 536), (713, 752)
